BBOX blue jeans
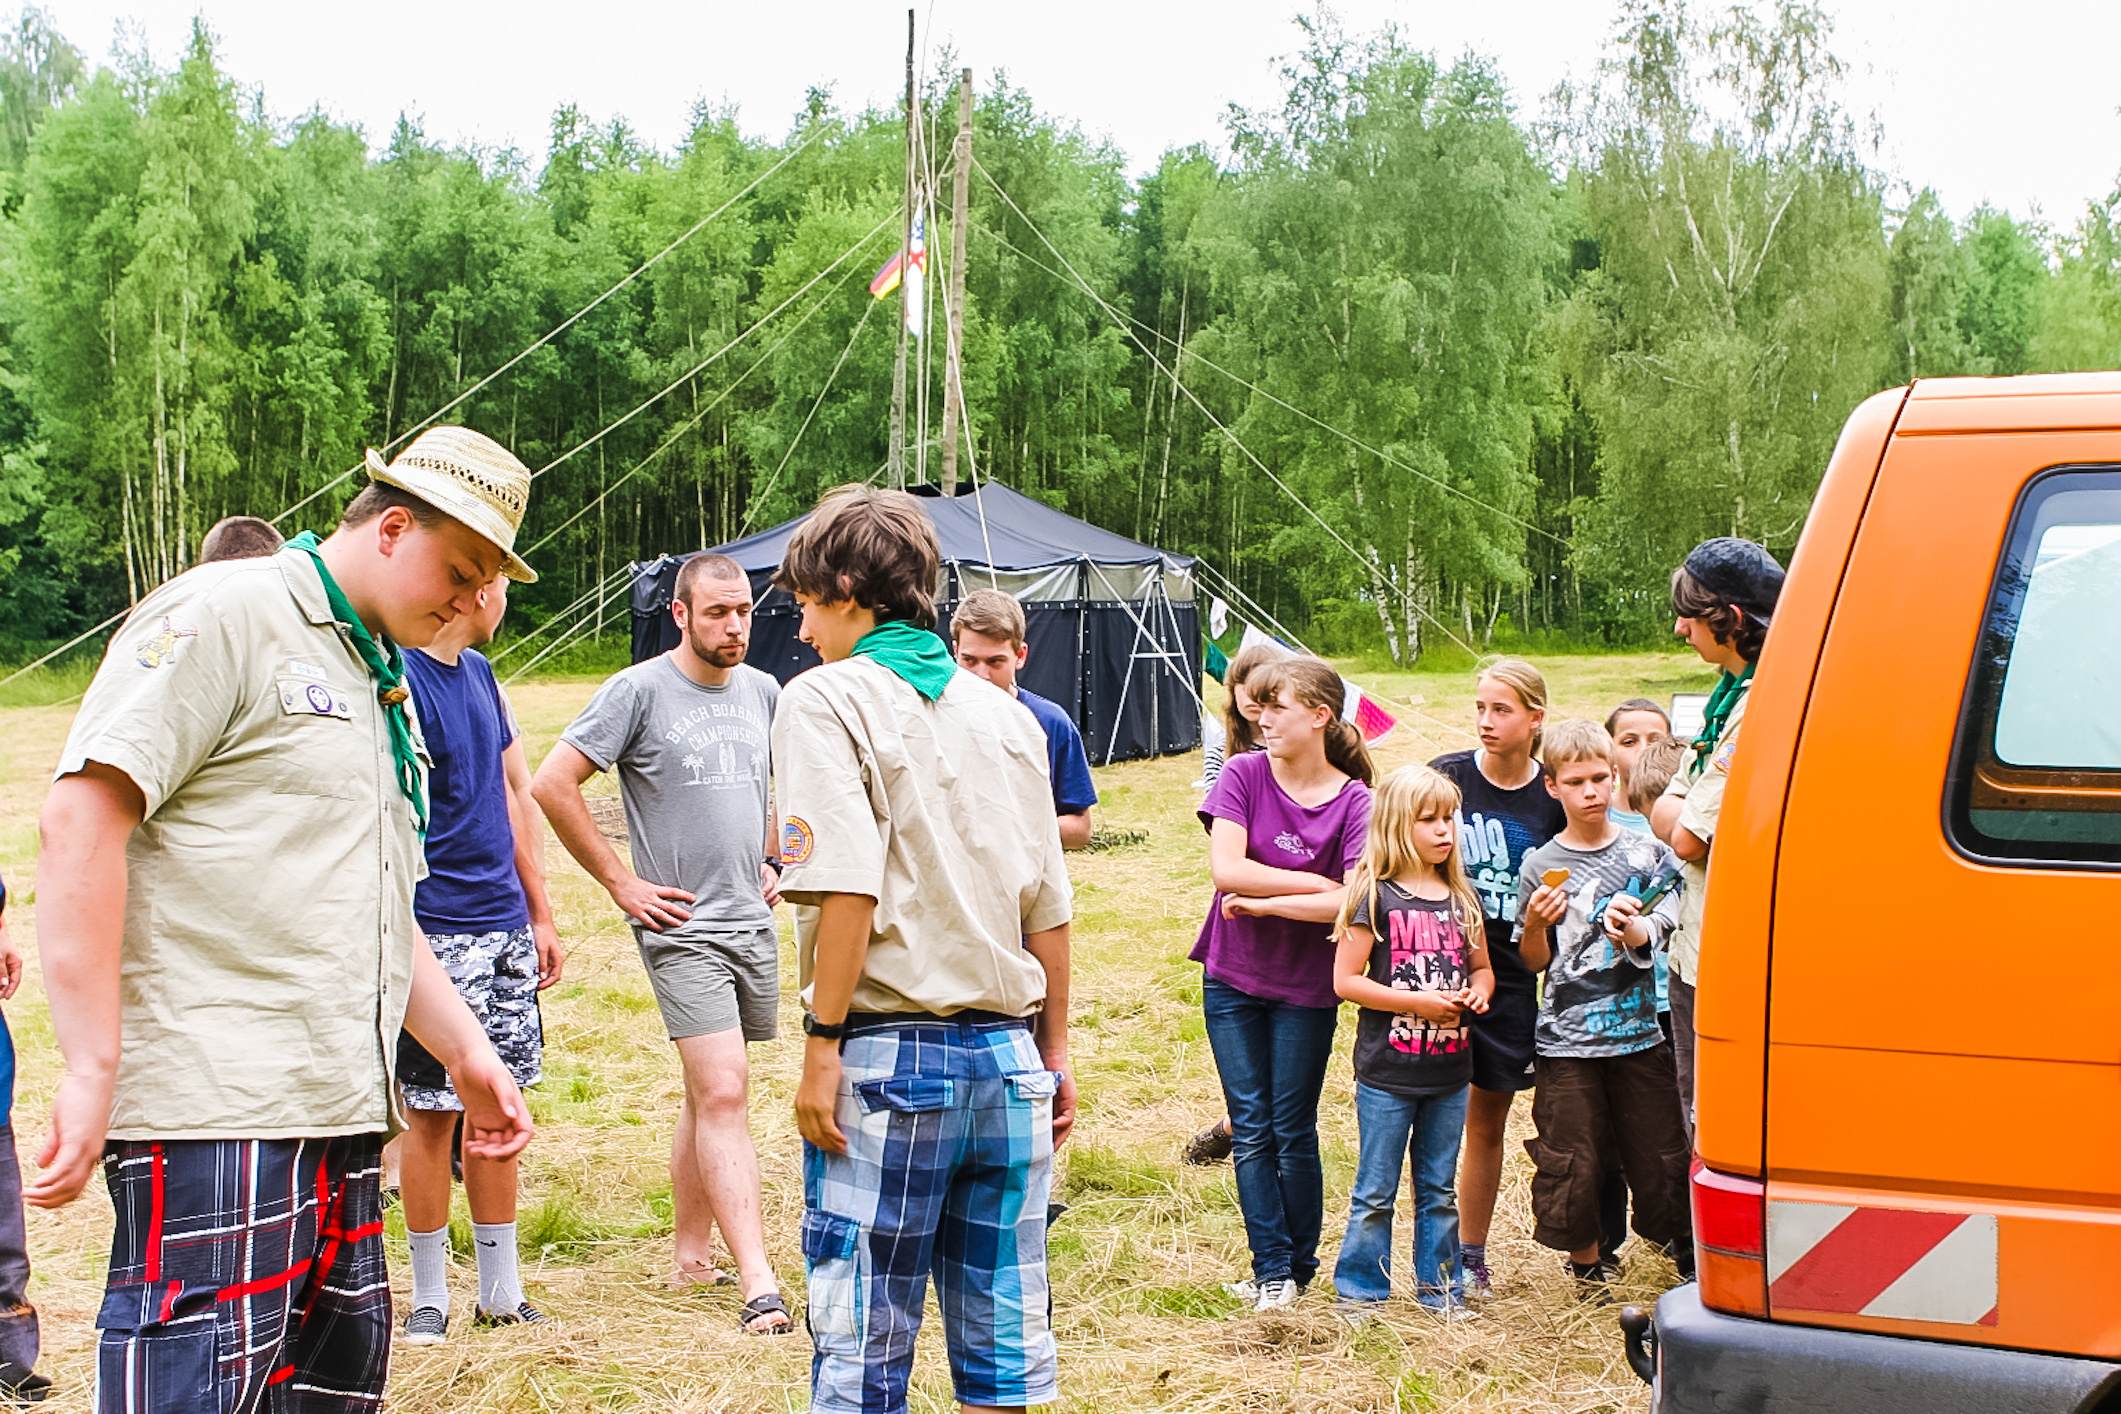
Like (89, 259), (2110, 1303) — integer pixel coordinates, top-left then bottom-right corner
(1201, 978), (1340, 1286)
(1332, 1082), (1470, 1306)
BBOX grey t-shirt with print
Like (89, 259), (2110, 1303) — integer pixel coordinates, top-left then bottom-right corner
(1511, 829), (1679, 1059)
(561, 656), (779, 935)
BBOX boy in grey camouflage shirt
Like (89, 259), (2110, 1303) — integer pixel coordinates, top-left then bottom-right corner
(1512, 719), (1693, 1296)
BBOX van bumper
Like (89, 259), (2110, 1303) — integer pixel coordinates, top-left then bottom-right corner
(1650, 1284), (2121, 1414)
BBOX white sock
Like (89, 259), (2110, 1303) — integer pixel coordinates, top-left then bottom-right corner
(407, 1227), (451, 1316)
(472, 1222), (523, 1314)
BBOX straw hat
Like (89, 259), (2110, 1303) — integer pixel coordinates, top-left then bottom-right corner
(364, 427), (538, 582)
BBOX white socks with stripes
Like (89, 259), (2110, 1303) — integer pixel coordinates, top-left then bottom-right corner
(408, 1227), (451, 1317)
(473, 1222), (524, 1315)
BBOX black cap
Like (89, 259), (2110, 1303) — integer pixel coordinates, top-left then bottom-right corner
(1682, 537), (1785, 624)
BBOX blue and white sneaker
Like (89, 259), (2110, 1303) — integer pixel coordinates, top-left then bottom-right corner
(400, 1306), (448, 1346)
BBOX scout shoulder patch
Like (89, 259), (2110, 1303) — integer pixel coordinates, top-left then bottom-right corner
(135, 616), (198, 669)
(781, 816), (816, 865)
(1712, 728), (1740, 775)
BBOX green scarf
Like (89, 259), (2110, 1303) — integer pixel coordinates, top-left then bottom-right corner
(285, 532), (429, 834)
(1689, 659), (1754, 778)
(852, 619), (958, 702)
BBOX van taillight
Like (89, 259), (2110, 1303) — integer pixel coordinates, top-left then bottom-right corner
(1692, 1157), (1768, 1318)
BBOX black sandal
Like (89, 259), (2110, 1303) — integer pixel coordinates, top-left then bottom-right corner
(739, 1292), (794, 1336)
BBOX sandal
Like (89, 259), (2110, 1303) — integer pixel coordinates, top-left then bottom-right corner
(739, 1292), (794, 1336)
(666, 1265), (736, 1291)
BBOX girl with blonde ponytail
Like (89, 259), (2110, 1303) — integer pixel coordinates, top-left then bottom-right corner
(1427, 655), (1564, 1301)
(1190, 655), (1374, 1313)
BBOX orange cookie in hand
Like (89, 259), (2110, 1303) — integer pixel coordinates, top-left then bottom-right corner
(1541, 868), (1571, 888)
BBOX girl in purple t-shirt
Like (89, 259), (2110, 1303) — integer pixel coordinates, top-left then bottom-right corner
(1191, 657), (1373, 1312)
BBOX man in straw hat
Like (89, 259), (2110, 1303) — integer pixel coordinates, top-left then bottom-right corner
(33, 425), (538, 1413)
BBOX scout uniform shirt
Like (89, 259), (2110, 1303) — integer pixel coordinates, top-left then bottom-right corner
(1661, 674), (1751, 987)
(772, 657), (1072, 1017)
(56, 548), (429, 1140)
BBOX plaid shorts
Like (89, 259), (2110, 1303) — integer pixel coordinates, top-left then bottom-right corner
(396, 926), (543, 1110)
(95, 1135), (390, 1414)
(803, 1018), (1059, 1414)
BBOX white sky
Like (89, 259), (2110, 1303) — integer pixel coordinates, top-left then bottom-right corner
(34, 0), (2121, 227)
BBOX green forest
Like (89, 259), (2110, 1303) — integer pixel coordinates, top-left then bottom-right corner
(0, 0), (2115, 667)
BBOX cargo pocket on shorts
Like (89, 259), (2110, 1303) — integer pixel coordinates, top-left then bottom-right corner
(800, 1211), (864, 1338)
(1523, 1135), (1591, 1251)
(97, 1286), (216, 1406)
(851, 1076), (955, 1115)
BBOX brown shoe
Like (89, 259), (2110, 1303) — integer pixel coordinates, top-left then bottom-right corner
(1182, 1117), (1234, 1166)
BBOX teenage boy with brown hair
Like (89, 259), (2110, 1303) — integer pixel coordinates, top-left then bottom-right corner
(951, 586), (1097, 849)
(773, 484), (1075, 1414)
(1513, 719), (1692, 1299)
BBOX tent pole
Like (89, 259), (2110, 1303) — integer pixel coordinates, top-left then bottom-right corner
(888, 9), (914, 488)
(940, 67), (973, 496)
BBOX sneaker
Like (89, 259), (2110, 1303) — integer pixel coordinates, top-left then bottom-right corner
(400, 1306), (448, 1346)
(1182, 1119), (1234, 1166)
(473, 1300), (550, 1328)
(1417, 1297), (1478, 1322)
(1253, 1278), (1302, 1312)
(1570, 1260), (1617, 1304)
(1462, 1256), (1493, 1301)
(1222, 1277), (1260, 1303)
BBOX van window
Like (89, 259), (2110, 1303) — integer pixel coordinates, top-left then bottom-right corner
(1947, 468), (2121, 866)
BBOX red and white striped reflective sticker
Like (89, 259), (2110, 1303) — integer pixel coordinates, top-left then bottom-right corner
(1766, 1200), (1998, 1326)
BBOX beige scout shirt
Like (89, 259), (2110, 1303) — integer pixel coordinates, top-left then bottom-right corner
(55, 549), (429, 1141)
(1662, 676), (1751, 985)
(772, 657), (1072, 1017)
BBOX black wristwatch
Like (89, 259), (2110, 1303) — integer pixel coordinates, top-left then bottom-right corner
(802, 1013), (846, 1041)
(763, 857), (783, 875)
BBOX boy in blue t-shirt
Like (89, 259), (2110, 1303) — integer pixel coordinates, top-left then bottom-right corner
(0, 876), (48, 1401)
(951, 588), (1097, 849)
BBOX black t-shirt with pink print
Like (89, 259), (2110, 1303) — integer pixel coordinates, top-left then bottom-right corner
(1347, 881), (1476, 1096)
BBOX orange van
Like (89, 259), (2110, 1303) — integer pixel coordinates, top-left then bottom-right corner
(1625, 374), (2121, 1411)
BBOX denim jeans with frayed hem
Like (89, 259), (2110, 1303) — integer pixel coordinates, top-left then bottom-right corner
(1332, 1082), (1469, 1306)
(1201, 978), (1340, 1286)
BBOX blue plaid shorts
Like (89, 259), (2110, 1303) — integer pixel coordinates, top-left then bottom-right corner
(803, 1019), (1059, 1414)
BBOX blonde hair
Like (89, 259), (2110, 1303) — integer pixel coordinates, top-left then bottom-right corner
(1539, 718), (1614, 779)
(952, 587), (1026, 647)
(1338, 764), (1485, 951)
(1251, 655), (1375, 786)
(1477, 655), (1549, 752)
(1628, 735), (1687, 815)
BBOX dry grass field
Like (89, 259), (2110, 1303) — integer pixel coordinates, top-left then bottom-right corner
(0, 650), (1717, 1412)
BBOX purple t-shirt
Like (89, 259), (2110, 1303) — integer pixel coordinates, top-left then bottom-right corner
(1190, 751), (1371, 1008)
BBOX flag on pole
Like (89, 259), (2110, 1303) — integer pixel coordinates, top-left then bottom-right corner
(869, 210), (928, 340)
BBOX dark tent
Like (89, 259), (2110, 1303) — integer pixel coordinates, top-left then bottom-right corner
(628, 483), (1201, 763)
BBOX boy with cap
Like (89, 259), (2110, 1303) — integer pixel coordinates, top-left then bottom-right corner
(950, 587), (1097, 849)
(34, 427), (537, 1414)
(774, 485), (1075, 1414)
(1653, 536), (1785, 1132)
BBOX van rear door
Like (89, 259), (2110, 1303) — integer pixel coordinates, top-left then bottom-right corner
(1764, 389), (2121, 1356)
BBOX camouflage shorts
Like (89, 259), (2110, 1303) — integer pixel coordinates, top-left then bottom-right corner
(396, 926), (543, 1111)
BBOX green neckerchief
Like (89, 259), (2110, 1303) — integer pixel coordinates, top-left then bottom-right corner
(851, 618), (958, 702)
(285, 532), (429, 834)
(1689, 659), (1755, 779)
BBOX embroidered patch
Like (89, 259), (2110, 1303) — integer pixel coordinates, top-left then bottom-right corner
(283, 659), (330, 680)
(782, 816), (816, 866)
(278, 677), (353, 720)
(134, 616), (198, 669)
(1712, 732), (1740, 775)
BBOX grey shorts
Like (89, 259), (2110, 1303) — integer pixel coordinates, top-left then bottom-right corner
(635, 925), (781, 1041)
